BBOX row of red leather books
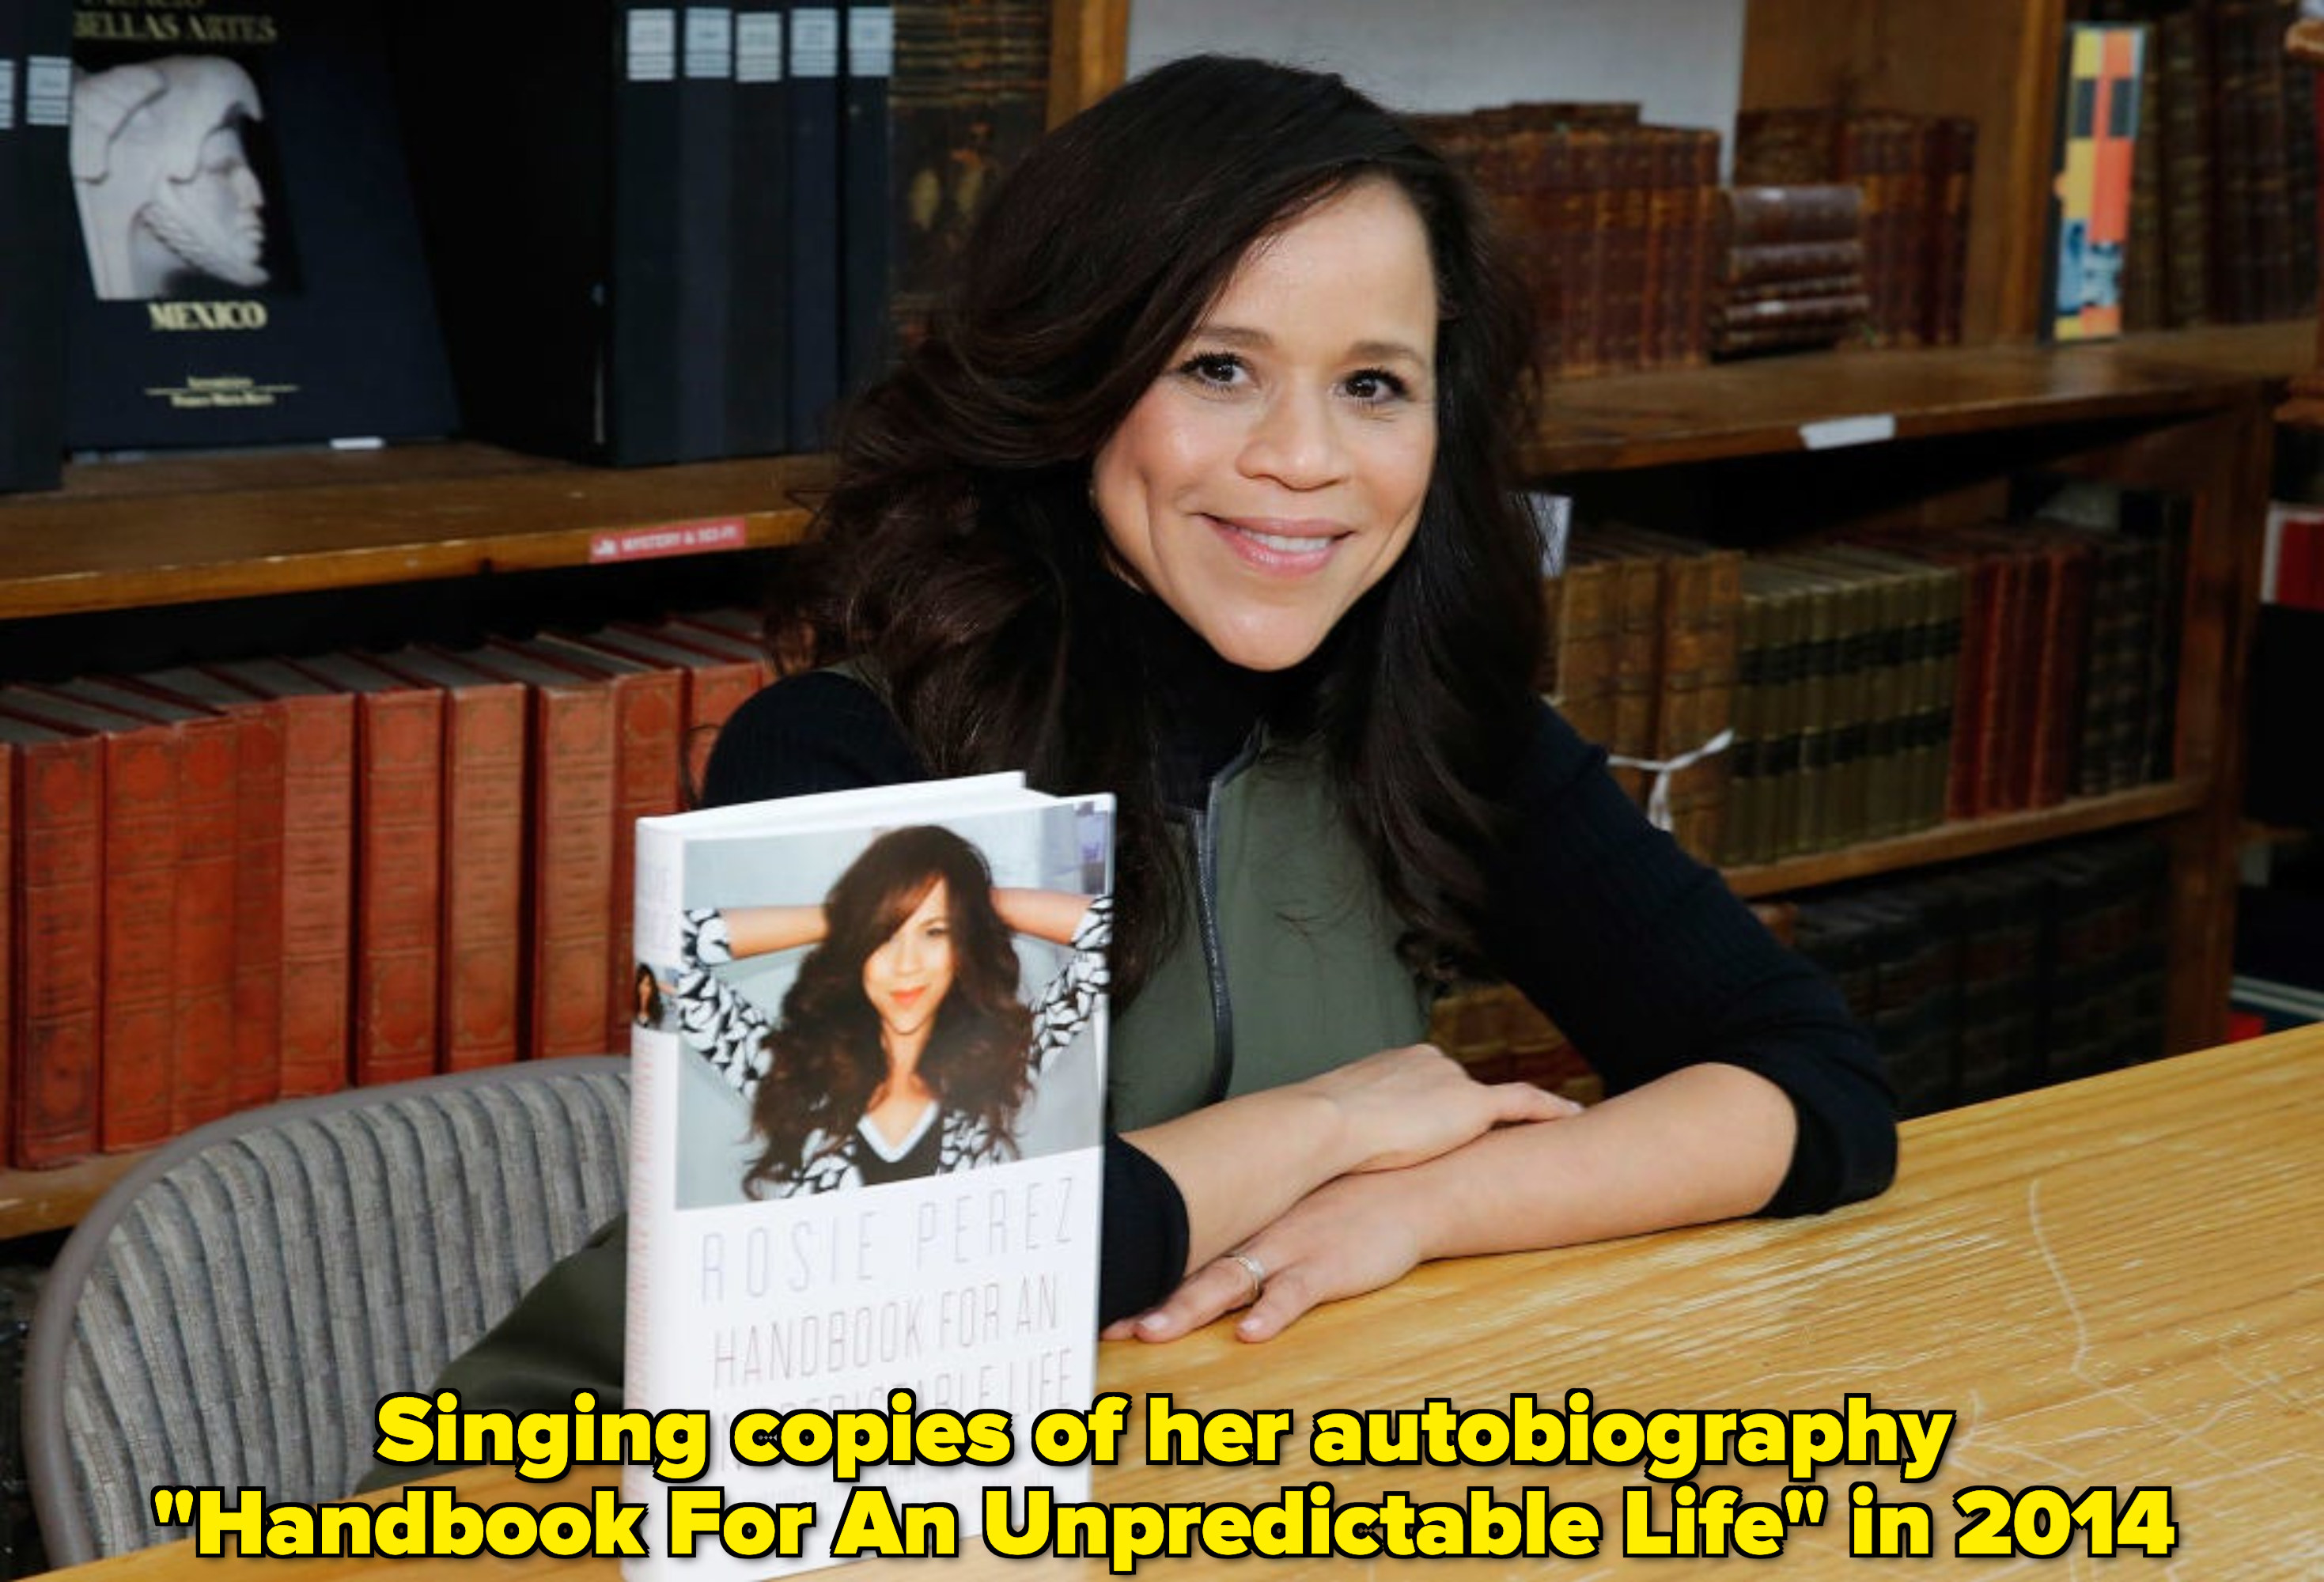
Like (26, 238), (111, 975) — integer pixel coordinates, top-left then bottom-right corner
(0, 611), (776, 1170)
(1414, 101), (1724, 378)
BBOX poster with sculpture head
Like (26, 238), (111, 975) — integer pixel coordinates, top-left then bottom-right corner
(62, 0), (454, 447)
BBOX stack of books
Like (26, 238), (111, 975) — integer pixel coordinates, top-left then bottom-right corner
(0, 611), (777, 1169)
(1733, 111), (1978, 349)
(1709, 185), (1874, 358)
(1416, 102), (1723, 377)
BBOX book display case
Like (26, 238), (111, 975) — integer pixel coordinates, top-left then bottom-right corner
(0, 0), (2311, 1242)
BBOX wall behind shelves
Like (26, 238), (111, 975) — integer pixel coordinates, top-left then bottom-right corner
(1127, 0), (1747, 161)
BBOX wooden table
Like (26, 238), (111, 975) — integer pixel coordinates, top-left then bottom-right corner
(55, 1025), (2324, 1578)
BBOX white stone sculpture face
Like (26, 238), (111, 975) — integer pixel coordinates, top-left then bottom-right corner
(70, 55), (271, 301)
(139, 122), (268, 289)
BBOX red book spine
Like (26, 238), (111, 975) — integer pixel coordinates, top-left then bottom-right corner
(225, 706), (286, 1110)
(1946, 557), (1997, 821)
(8, 737), (104, 1165)
(167, 716), (240, 1130)
(97, 728), (180, 1149)
(437, 680), (527, 1072)
(1983, 553), (2035, 816)
(350, 689), (445, 1086)
(528, 687), (619, 1058)
(277, 696), (355, 1096)
(603, 670), (686, 1051)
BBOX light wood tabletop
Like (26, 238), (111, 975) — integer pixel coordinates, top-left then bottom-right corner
(51, 1024), (2324, 1578)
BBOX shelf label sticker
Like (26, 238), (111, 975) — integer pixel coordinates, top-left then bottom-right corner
(1799, 414), (1898, 451)
(589, 519), (748, 563)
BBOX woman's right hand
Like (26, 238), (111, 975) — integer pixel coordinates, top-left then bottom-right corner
(1303, 1043), (1579, 1176)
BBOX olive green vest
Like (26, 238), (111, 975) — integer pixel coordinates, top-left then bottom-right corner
(1108, 734), (1433, 1129)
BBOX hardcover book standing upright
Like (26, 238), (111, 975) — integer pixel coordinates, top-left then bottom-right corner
(1, 0), (73, 490)
(626, 774), (1109, 1580)
(62, 0), (455, 448)
(2043, 23), (2148, 342)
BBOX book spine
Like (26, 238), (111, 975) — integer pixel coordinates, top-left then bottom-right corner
(0, 0), (70, 493)
(1758, 581), (1809, 865)
(841, 0), (894, 395)
(674, 6), (738, 461)
(2125, 27), (2167, 331)
(603, 671), (687, 1053)
(9, 736), (102, 1165)
(610, 3), (689, 464)
(277, 696), (355, 1097)
(167, 718), (239, 1132)
(884, 0), (952, 350)
(2158, 6), (2214, 326)
(225, 705), (286, 1110)
(1607, 552), (1664, 806)
(528, 687), (620, 1059)
(97, 729), (179, 1150)
(1720, 184), (1863, 247)
(726, 6), (791, 452)
(786, 2), (845, 449)
(438, 681), (528, 1073)
(350, 690), (445, 1087)
(621, 816), (686, 1533)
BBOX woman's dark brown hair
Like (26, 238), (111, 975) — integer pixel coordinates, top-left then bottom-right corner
(745, 826), (1032, 1193)
(778, 54), (1542, 993)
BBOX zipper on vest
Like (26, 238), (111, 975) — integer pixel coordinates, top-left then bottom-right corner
(1192, 737), (1259, 1103)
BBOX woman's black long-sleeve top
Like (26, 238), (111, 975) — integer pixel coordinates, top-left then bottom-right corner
(702, 608), (1897, 1321)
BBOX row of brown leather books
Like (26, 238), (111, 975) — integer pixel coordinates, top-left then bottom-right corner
(1414, 102), (1723, 377)
(2103, 0), (2319, 330)
(1796, 834), (2169, 1118)
(1711, 185), (1873, 358)
(1541, 526), (1744, 865)
(1728, 512), (2185, 868)
(1733, 108), (1979, 350)
(0, 612), (776, 1171)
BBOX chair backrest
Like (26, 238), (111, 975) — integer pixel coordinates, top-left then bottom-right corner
(24, 1058), (630, 1565)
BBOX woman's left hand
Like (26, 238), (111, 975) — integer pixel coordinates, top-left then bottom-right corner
(1102, 1169), (1426, 1344)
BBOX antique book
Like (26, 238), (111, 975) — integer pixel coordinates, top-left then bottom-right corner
(46, 678), (239, 1133)
(199, 659), (354, 1096)
(64, 0), (454, 449)
(0, 717), (101, 1167)
(0, 689), (179, 1149)
(459, 643), (620, 1061)
(138, 664), (285, 1108)
(515, 633), (688, 1055)
(573, 623), (766, 797)
(293, 653), (445, 1088)
(2156, 6), (2214, 327)
(374, 647), (528, 1073)
(625, 772), (1109, 1578)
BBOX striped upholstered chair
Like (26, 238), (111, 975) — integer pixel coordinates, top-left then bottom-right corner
(24, 1058), (630, 1563)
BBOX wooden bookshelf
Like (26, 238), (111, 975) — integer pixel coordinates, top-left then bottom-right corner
(1526, 321), (2313, 474)
(1724, 778), (2211, 899)
(0, 1151), (148, 1242)
(0, 445), (827, 620)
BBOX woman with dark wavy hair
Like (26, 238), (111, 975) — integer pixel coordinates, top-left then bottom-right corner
(399, 55), (1894, 1445)
(666, 824), (1103, 1196)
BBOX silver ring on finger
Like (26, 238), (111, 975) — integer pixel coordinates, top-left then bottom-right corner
(1222, 1248), (1268, 1304)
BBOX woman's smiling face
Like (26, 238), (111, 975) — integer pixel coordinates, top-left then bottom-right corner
(1092, 176), (1440, 672)
(861, 880), (956, 1041)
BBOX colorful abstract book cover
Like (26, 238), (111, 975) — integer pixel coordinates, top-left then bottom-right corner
(2045, 23), (2147, 342)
